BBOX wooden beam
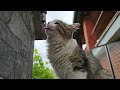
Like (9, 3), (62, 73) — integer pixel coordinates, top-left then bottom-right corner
(91, 11), (116, 39)
(83, 16), (97, 51)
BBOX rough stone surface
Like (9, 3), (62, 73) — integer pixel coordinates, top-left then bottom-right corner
(0, 11), (12, 24)
(0, 11), (43, 79)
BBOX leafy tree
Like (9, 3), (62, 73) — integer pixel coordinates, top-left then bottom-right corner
(32, 48), (56, 79)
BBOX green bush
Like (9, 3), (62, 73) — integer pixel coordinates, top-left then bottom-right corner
(32, 48), (56, 79)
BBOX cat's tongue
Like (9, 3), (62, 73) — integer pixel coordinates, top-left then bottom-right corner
(44, 27), (48, 31)
(44, 26), (53, 31)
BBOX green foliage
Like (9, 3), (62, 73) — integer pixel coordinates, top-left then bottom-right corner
(32, 48), (56, 79)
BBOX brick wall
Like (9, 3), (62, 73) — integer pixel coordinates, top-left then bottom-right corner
(92, 41), (120, 79)
(108, 41), (120, 79)
(100, 55), (113, 77)
(92, 46), (114, 78)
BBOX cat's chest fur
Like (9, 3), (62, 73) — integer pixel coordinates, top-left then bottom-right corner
(47, 39), (87, 79)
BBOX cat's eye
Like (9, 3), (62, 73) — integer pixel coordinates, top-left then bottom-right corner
(54, 22), (59, 24)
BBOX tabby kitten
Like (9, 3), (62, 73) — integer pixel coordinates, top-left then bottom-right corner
(44, 19), (112, 79)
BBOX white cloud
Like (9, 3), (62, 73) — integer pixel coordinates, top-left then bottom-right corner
(46, 11), (74, 24)
(82, 44), (87, 50)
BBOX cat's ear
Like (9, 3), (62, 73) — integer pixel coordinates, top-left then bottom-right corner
(69, 23), (80, 32)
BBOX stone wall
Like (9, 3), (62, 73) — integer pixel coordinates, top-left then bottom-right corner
(0, 11), (37, 79)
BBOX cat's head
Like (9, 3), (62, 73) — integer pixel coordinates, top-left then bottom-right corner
(44, 19), (80, 39)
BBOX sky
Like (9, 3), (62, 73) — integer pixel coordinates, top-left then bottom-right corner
(34, 11), (74, 69)
(46, 11), (74, 24)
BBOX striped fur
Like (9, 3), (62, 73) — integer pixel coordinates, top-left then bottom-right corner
(45, 19), (113, 79)
(45, 19), (87, 79)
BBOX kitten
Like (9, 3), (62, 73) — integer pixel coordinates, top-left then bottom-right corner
(44, 19), (112, 79)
